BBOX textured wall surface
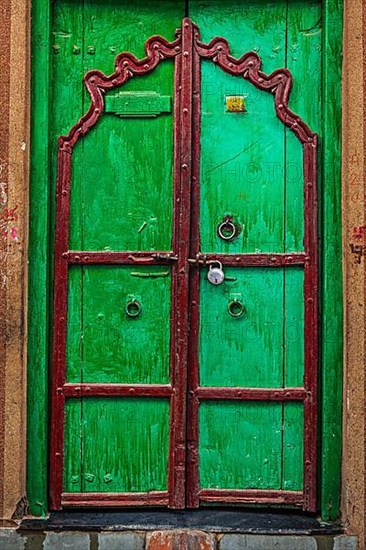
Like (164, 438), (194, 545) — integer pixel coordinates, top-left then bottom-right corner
(342, 0), (366, 546)
(0, 0), (11, 523)
(0, 0), (29, 522)
(0, 1), (364, 548)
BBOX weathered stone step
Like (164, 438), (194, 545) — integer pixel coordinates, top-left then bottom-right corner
(0, 528), (359, 549)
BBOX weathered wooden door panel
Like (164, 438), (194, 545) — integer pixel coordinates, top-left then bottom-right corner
(199, 267), (304, 388)
(53, 0), (183, 253)
(66, 266), (172, 384)
(64, 398), (170, 494)
(199, 69), (289, 255)
(199, 402), (304, 491)
(69, 66), (175, 252)
(192, 0), (321, 257)
(50, 0), (320, 512)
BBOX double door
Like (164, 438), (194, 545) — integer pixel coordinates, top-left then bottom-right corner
(50, 8), (318, 511)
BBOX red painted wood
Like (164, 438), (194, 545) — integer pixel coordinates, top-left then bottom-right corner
(167, 21), (183, 512)
(186, 21), (201, 509)
(62, 384), (172, 398)
(50, 149), (71, 510)
(62, 492), (168, 507)
(198, 489), (303, 506)
(194, 387), (307, 401)
(66, 251), (306, 267)
(66, 251), (178, 265)
(168, 17), (194, 509)
(189, 253), (307, 267)
(303, 139), (318, 512)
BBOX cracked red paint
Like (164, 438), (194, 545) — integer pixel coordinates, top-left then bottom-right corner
(0, 203), (19, 241)
(352, 225), (366, 240)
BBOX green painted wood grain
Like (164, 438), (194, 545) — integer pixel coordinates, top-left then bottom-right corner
(27, 0), (52, 518)
(282, 403), (304, 490)
(320, 0), (343, 521)
(51, 0), (85, 255)
(78, 0), (182, 252)
(199, 401), (303, 491)
(285, 0), (322, 252)
(199, 268), (283, 388)
(284, 268), (304, 387)
(199, 402), (283, 489)
(67, 266), (171, 383)
(193, 0), (287, 254)
(73, 1), (180, 251)
(64, 399), (82, 492)
(65, 1), (182, 253)
(199, 267), (304, 389)
(71, 97), (175, 252)
(64, 398), (170, 493)
(84, 0), (183, 67)
(283, 0), (320, 393)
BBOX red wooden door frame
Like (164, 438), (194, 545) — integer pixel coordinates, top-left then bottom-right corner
(50, 18), (318, 512)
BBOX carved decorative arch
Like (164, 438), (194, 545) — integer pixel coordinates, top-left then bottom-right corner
(194, 35), (316, 144)
(59, 32), (182, 152)
(58, 21), (317, 152)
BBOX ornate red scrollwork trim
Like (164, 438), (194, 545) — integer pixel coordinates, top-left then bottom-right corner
(194, 35), (316, 145)
(59, 33), (182, 152)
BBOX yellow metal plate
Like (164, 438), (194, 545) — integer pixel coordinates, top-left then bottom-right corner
(225, 95), (246, 112)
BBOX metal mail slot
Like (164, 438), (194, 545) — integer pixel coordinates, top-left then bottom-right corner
(105, 91), (172, 118)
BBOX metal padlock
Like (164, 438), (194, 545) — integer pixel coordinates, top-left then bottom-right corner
(207, 261), (225, 285)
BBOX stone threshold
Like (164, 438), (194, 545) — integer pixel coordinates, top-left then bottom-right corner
(20, 509), (344, 535)
(7, 510), (358, 550)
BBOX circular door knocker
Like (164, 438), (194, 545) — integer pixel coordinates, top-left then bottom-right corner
(227, 299), (246, 318)
(125, 298), (142, 318)
(217, 216), (240, 241)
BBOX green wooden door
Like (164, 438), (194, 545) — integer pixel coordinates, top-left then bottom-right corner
(187, 0), (320, 510)
(50, 0), (320, 511)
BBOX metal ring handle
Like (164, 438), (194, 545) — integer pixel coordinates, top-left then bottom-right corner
(218, 220), (236, 241)
(227, 299), (246, 318)
(126, 299), (141, 318)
